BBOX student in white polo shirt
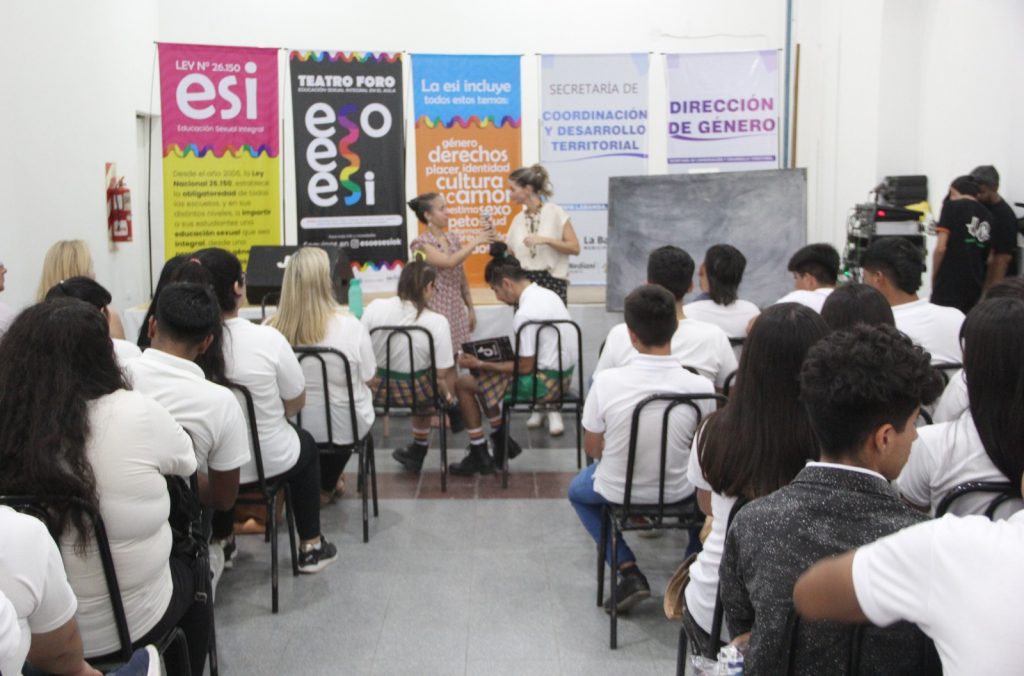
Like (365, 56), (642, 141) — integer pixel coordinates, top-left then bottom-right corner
(595, 246), (737, 389)
(794, 474), (1024, 674)
(44, 276), (143, 367)
(772, 243), (840, 312)
(192, 248), (337, 574)
(452, 243), (577, 475)
(127, 282), (250, 512)
(684, 244), (760, 340)
(861, 236), (965, 364)
(897, 298), (1024, 515)
(571, 285), (715, 613)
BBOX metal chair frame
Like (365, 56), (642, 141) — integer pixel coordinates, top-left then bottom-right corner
(294, 346), (378, 542)
(935, 480), (1021, 518)
(596, 392), (728, 649)
(227, 383), (299, 613)
(0, 495), (192, 673)
(368, 325), (448, 491)
(932, 361), (962, 386)
(500, 319), (586, 488)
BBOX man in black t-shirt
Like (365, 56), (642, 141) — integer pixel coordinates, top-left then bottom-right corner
(971, 164), (1019, 280)
(931, 176), (993, 314)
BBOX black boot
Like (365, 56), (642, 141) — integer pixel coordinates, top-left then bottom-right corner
(392, 442), (428, 472)
(445, 401), (466, 434)
(490, 428), (523, 467)
(448, 442), (495, 476)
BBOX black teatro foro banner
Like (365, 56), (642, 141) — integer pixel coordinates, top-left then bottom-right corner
(290, 51), (406, 292)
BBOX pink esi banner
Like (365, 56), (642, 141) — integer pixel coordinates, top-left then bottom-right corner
(157, 43), (281, 264)
(158, 43), (279, 156)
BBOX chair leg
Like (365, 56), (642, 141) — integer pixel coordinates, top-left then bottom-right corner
(208, 604), (220, 676)
(369, 439), (379, 518)
(439, 410), (448, 493)
(597, 508), (608, 607)
(269, 496), (279, 613)
(360, 445), (369, 543)
(610, 525), (619, 650)
(501, 404), (511, 489)
(284, 486), (298, 577)
(676, 622), (689, 676)
(575, 407), (583, 469)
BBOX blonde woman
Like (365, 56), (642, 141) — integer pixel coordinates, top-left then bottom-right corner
(505, 164), (580, 435)
(36, 239), (126, 339)
(269, 247), (377, 503)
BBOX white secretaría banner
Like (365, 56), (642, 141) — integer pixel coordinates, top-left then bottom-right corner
(540, 54), (649, 286)
(666, 50), (781, 173)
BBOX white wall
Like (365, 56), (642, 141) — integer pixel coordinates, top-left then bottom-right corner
(2, 0), (1021, 314)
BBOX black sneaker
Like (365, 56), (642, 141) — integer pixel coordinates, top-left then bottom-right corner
(392, 442), (428, 472)
(603, 569), (651, 614)
(214, 536), (236, 569)
(445, 401), (466, 434)
(490, 429), (523, 466)
(448, 443), (495, 476)
(298, 536), (338, 574)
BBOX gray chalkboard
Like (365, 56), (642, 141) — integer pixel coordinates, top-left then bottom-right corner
(606, 169), (807, 311)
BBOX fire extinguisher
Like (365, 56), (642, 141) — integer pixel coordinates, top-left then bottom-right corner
(107, 177), (133, 242)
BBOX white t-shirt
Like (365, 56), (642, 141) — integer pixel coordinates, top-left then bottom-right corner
(222, 317), (305, 483)
(0, 507), (79, 676)
(507, 203), (572, 279)
(682, 299), (760, 340)
(773, 287), (834, 312)
(852, 511), (1024, 675)
(361, 297), (455, 373)
(66, 390), (197, 656)
(583, 354), (715, 504)
(684, 434), (737, 639)
(112, 338), (142, 367)
(891, 298), (964, 364)
(513, 283), (577, 371)
(126, 348), (250, 474)
(594, 318), (737, 389)
(296, 312), (377, 446)
(933, 370), (968, 423)
(896, 410), (1015, 516)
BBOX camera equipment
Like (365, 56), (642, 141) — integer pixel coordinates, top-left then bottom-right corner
(842, 176), (928, 280)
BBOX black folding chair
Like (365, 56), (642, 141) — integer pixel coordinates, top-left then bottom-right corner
(294, 346), (378, 542)
(722, 370), (738, 398)
(500, 319), (586, 488)
(931, 362), (962, 386)
(935, 480), (1022, 518)
(227, 383), (299, 613)
(0, 495), (191, 673)
(369, 325), (448, 491)
(596, 392), (728, 649)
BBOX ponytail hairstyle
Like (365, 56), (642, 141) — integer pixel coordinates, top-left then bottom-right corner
(484, 242), (528, 285)
(138, 254), (190, 348)
(192, 248), (244, 314)
(509, 164), (553, 200)
(168, 260), (230, 386)
(408, 193), (440, 224)
(44, 276), (112, 310)
(396, 260), (438, 318)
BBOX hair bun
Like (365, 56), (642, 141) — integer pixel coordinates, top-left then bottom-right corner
(489, 242), (509, 259)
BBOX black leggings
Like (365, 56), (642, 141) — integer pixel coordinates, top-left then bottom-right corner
(320, 444), (354, 492)
(211, 426), (322, 541)
(87, 555), (212, 676)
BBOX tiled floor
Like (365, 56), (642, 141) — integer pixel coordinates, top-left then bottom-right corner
(213, 418), (692, 675)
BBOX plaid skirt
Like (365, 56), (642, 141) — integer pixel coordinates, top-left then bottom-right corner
(476, 368), (575, 411)
(374, 369), (439, 414)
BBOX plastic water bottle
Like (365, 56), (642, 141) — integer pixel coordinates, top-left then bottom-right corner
(348, 277), (363, 319)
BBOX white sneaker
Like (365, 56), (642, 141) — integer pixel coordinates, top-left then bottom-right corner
(209, 542), (226, 601)
(526, 411), (544, 428)
(547, 411), (565, 436)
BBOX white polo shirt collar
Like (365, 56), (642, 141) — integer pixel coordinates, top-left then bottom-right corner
(140, 346), (206, 380)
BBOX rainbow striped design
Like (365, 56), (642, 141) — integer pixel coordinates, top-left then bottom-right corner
(353, 260), (404, 273)
(164, 144), (277, 158)
(337, 103), (362, 205)
(290, 51), (401, 63)
(415, 115), (521, 129)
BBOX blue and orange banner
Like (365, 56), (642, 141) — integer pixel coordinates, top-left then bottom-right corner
(412, 54), (521, 286)
(289, 51), (406, 293)
(158, 43), (281, 266)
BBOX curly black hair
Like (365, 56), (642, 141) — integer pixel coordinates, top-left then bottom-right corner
(800, 323), (942, 456)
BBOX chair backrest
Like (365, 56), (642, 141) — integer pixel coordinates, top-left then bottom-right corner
(0, 495), (134, 662)
(509, 319), (584, 405)
(722, 370), (738, 398)
(620, 392), (728, 515)
(293, 346), (363, 446)
(368, 325), (442, 414)
(781, 607), (865, 675)
(935, 480), (1022, 518)
(931, 362), (962, 386)
(226, 383), (270, 488)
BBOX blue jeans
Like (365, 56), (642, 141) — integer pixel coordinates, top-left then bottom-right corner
(568, 463), (636, 568)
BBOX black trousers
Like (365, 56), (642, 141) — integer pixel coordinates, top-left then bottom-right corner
(211, 425), (322, 541)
